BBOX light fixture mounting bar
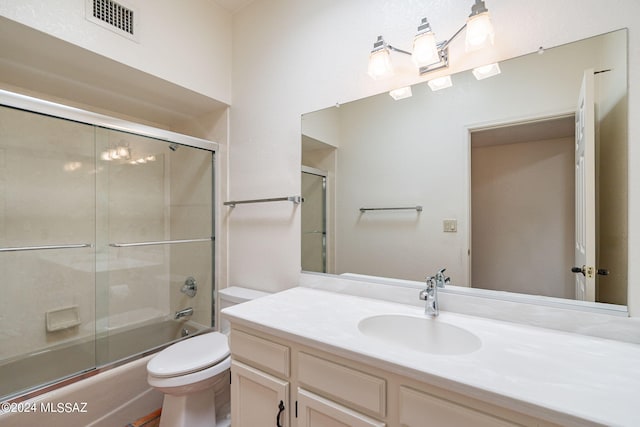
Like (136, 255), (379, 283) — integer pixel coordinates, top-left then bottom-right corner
(379, 22), (466, 77)
(438, 23), (467, 52)
(386, 44), (412, 56)
(418, 45), (449, 75)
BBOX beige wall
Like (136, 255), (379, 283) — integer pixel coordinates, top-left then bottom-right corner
(229, 0), (640, 314)
(472, 137), (575, 298)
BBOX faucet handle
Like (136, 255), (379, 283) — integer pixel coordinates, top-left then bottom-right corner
(434, 268), (449, 288)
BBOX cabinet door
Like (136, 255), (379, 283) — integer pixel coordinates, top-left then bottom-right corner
(399, 386), (519, 427)
(297, 388), (386, 427)
(231, 360), (289, 427)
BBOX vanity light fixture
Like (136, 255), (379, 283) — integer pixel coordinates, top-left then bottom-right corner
(427, 75), (453, 91)
(472, 62), (501, 80)
(367, 36), (394, 80)
(367, 0), (496, 79)
(389, 86), (413, 100)
(465, 0), (495, 51)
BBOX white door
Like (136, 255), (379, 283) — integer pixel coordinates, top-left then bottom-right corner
(573, 69), (596, 301)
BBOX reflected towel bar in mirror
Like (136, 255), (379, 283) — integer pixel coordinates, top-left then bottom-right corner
(360, 206), (423, 213)
(109, 238), (213, 248)
(0, 243), (93, 253)
(224, 195), (303, 208)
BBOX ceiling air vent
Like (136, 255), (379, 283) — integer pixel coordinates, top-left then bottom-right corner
(85, 0), (139, 42)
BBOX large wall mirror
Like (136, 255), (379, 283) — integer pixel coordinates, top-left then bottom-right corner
(301, 29), (628, 308)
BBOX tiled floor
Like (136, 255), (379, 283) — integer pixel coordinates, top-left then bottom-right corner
(126, 408), (161, 427)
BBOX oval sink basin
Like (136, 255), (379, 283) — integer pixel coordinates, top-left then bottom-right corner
(358, 314), (481, 355)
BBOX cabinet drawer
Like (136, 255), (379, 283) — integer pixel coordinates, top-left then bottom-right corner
(298, 352), (386, 417)
(298, 388), (386, 427)
(399, 386), (519, 427)
(230, 329), (290, 377)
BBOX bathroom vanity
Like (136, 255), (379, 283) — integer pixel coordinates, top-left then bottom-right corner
(222, 287), (640, 426)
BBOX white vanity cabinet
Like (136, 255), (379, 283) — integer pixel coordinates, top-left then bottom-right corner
(228, 325), (560, 427)
(231, 361), (289, 427)
(230, 329), (292, 427)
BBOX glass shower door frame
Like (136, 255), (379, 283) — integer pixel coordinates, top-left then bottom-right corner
(0, 89), (219, 401)
(301, 166), (328, 273)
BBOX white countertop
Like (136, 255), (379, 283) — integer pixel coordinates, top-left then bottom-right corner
(221, 287), (640, 427)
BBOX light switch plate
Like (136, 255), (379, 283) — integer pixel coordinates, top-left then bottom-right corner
(443, 219), (457, 233)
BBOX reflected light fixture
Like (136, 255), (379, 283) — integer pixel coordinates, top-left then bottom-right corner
(389, 86), (413, 100)
(472, 62), (501, 80)
(368, 0), (496, 79)
(427, 75), (453, 91)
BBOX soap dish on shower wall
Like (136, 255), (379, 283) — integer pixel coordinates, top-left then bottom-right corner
(46, 305), (81, 332)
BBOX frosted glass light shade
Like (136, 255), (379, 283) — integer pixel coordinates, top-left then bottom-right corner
(427, 75), (453, 91)
(368, 48), (393, 80)
(472, 62), (501, 80)
(389, 86), (412, 100)
(412, 32), (439, 67)
(465, 12), (494, 52)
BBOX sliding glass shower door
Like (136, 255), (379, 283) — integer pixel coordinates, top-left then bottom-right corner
(0, 93), (216, 400)
(301, 170), (327, 273)
(0, 105), (97, 396)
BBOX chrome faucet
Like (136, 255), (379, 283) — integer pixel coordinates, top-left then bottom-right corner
(419, 268), (450, 317)
(174, 307), (194, 319)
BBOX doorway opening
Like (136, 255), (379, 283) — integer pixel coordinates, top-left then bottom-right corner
(301, 167), (327, 273)
(470, 115), (576, 299)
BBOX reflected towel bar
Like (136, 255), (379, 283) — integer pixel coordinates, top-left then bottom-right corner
(109, 238), (213, 248)
(360, 206), (423, 213)
(0, 243), (93, 253)
(224, 196), (302, 208)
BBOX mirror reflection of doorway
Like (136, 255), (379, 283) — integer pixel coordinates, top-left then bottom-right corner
(301, 167), (327, 273)
(470, 115), (576, 299)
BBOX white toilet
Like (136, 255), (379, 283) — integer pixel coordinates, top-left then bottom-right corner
(147, 286), (269, 427)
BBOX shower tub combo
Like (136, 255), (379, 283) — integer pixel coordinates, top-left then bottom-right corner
(0, 89), (217, 405)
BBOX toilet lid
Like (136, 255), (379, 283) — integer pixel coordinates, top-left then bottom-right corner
(147, 332), (230, 378)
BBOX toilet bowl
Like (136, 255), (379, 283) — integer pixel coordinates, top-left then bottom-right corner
(147, 332), (230, 427)
(147, 286), (270, 427)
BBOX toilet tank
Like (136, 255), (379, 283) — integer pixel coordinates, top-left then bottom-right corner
(218, 286), (270, 334)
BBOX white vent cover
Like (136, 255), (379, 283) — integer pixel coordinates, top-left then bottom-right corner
(85, 0), (138, 42)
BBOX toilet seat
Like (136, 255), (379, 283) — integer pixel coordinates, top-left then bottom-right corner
(147, 332), (230, 378)
(147, 355), (231, 391)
